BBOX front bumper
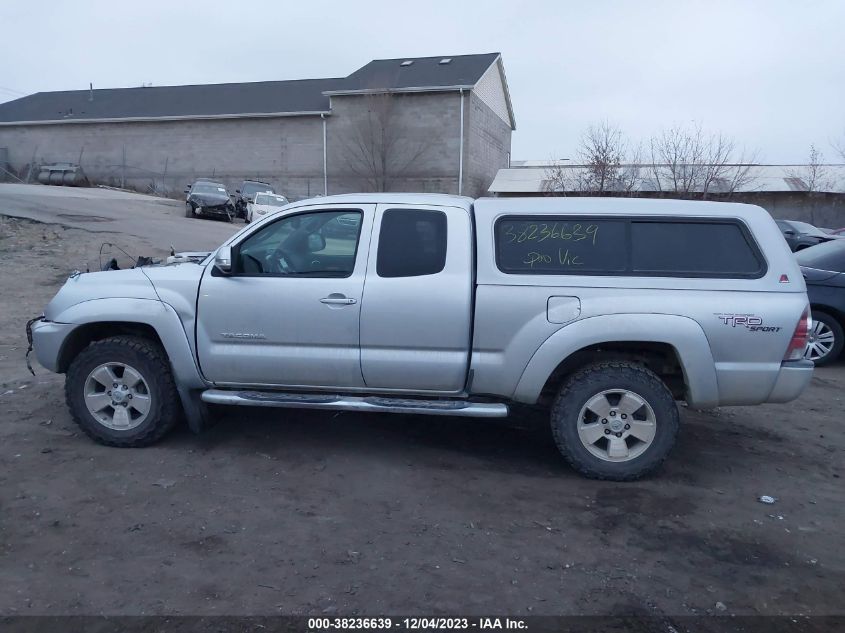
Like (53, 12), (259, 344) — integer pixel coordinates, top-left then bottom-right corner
(766, 359), (814, 403)
(30, 319), (76, 373)
(194, 203), (233, 218)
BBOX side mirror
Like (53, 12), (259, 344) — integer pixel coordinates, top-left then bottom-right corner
(214, 246), (233, 273)
(307, 233), (326, 252)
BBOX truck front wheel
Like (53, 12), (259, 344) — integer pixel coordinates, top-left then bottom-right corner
(551, 361), (679, 481)
(65, 336), (181, 447)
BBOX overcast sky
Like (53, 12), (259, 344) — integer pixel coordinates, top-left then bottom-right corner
(1, 0), (843, 163)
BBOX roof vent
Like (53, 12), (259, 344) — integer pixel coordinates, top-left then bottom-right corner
(400, 60), (414, 67)
(439, 58), (452, 65)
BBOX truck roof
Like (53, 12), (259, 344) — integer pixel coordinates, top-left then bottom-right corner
(472, 196), (773, 220)
(305, 193), (771, 222)
(306, 193), (474, 210)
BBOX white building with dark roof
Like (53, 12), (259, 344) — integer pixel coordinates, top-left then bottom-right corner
(0, 53), (515, 199)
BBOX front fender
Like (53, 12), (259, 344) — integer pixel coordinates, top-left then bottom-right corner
(48, 298), (209, 432)
(512, 313), (720, 408)
(52, 298), (205, 390)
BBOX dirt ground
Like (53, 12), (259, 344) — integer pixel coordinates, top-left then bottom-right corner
(0, 214), (843, 618)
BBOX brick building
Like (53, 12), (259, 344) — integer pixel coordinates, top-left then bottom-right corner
(0, 53), (515, 199)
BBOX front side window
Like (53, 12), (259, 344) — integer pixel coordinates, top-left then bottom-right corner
(377, 209), (447, 278)
(236, 209), (362, 276)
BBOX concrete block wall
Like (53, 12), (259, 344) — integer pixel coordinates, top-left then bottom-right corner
(463, 91), (512, 198)
(715, 192), (845, 228)
(326, 93), (463, 194)
(0, 116), (327, 200)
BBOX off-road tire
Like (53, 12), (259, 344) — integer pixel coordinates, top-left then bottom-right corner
(809, 311), (844, 366)
(551, 361), (679, 481)
(65, 336), (181, 447)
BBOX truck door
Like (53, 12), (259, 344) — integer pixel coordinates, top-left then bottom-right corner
(359, 203), (473, 393)
(196, 204), (375, 388)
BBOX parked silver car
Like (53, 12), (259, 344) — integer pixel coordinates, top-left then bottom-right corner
(29, 195), (813, 480)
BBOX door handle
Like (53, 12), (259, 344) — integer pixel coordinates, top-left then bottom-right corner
(320, 295), (357, 305)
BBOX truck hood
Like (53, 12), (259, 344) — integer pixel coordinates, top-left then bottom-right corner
(44, 268), (158, 322)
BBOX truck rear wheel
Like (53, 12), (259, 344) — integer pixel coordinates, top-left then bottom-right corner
(65, 336), (181, 447)
(551, 361), (679, 481)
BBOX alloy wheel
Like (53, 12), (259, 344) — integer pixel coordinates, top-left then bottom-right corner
(83, 362), (152, 430)
(576, 389), (657, 462)
(805, 320), (836, 362)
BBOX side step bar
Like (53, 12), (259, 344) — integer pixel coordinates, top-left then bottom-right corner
(201, 390), (509, 418)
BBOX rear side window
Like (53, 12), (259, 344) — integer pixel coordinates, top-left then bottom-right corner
(495, 215), (765, 278)
(495, 219), (628, 274)
(631, 221), (764, 276)
(377, 209), (447, 278)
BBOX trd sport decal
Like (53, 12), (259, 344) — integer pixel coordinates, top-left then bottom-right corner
(715, 314), (782, 333)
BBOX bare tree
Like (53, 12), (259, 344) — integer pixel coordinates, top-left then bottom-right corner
(832, 134), (845, 162)
(543, 159), (573, 195)
(544, 122), (641, 195)
(341, 92), (431, 192)
(618, 143), (643, 194)
(578, 121), (625, 193)
(649, 123), (757, 199)
(787, 144), (831, 193)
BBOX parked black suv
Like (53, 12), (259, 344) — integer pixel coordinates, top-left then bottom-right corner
(234, 180), (275, 219)
(797, 239), (845, 365)
(184, 180), (236, 222)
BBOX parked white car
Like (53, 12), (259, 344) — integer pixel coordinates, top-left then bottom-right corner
(247, 192), (289, 223)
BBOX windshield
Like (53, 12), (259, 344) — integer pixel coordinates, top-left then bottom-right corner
(242, 182), (273, 196)
(254, 193), (287, 207)
(192, 183), (227, 195)
(796, 239), (845, 272)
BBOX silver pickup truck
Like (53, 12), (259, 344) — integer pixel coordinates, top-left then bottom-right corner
(30, 194), (813, 480)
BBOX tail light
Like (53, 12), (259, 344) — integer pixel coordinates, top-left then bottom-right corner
(784, 307), (811, 361)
